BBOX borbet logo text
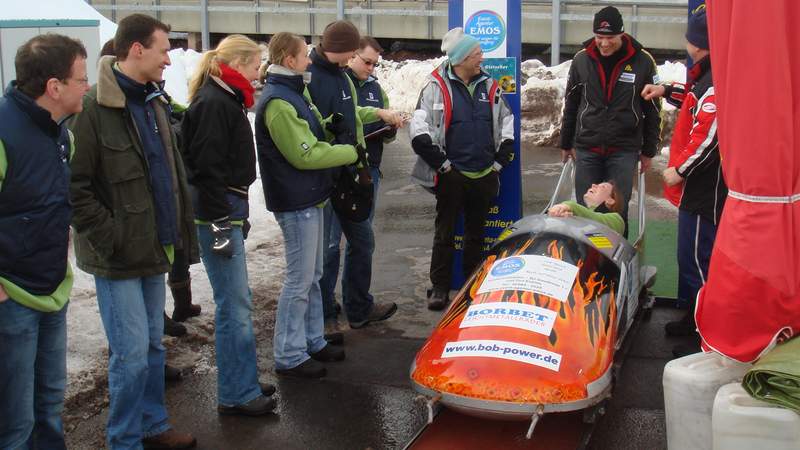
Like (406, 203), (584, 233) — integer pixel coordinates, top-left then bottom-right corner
(460, 302), (557, 336)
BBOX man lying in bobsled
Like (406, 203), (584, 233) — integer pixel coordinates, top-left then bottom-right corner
(410, 168), (653, 425)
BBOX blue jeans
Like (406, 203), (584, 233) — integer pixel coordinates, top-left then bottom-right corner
(197, 225), (261, 406)
(95, 275), (170, 450)
(677, 210), (718, 309)
(273, 206), (327, 370)
(0, 299), (68, 450)
(575, 149), (639, 236)
(320, 167), (379, 323)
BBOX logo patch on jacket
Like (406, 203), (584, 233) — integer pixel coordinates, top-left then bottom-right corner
(479, 92), (490, 102)
(341, 89), (352, 101)
(625, 64), (633, 71)
(619, 72), (636, 83)
(301, 142), (310, 151)
(366, 91), (380, 103)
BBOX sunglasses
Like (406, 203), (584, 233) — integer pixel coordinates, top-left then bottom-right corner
(355, 53), (379, 67)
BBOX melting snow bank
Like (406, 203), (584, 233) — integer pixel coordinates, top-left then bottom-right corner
(164, 48), (686, 147)
(374, 56), (687, 147)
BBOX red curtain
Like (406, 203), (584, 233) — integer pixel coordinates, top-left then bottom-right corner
(696, 1), (800, 362)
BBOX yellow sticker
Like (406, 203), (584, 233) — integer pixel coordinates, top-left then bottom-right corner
(587, 235), (613, 249)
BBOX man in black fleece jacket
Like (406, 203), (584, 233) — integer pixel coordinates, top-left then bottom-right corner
(560, 6), (662, 236)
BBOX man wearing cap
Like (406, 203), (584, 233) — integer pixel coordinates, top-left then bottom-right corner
(307, 20), (404, 336)
(641, 6), (724, 355)
(410, 28), (515, 310)
(560, 5), (662, 236)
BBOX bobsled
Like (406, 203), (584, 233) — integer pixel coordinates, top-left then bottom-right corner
(410, 161), (656, 434)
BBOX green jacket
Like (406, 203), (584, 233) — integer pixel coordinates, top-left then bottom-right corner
(68, 56), (199, 279)
(563, 201), (625, 235)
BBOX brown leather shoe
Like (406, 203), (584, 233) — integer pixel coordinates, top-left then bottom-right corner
(142, 428), (197, 449)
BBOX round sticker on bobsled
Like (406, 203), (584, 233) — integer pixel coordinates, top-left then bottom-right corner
(491, 256), (525, 276)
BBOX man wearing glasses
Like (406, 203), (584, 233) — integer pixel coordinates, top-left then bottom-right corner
(318, 37), (398, 332)
(0, 34), (89, 450)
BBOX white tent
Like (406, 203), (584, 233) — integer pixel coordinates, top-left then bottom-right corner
(0, 0), (117, 89)
(0, 0), (116, 43)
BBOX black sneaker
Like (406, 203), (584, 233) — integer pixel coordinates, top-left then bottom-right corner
(665, 310), (698, 337)
(349, 302), (398, 329)
(275, 359), (327, 378)
(427, 289), (449, 311)
(324, 332), (344, 345)
(310, 345), (345, 362)
(260, 382), (276, 397)
(217, 394), (276, 416)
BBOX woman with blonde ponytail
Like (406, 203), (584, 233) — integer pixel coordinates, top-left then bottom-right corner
(181, 34), (277, 416)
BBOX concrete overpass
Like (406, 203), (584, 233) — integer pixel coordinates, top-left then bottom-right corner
(86, 0), (689, 60)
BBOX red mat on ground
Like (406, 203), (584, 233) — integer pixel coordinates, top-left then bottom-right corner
(408, 409), (589, 450)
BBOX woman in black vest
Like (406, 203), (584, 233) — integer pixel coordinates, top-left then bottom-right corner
(256, 33), (358, 378)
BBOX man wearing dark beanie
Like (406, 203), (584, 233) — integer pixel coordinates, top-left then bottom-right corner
(560, 5), (662, 237)
(306, 21), (405, 340)
(641, 5), (724, 357)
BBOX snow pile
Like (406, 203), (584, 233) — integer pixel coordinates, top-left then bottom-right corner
(163, 48), (203, 106)
(374, 57), (445, 113)
(160, 49), (686, 148)
(519, 59), (572, 147)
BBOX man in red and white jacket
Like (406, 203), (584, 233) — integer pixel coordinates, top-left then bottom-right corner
(641, 6), (725, 356)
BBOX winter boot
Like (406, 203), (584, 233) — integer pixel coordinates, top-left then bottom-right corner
(164, 313), (187, 337)
(426, 288), (449, 311)
(170, 279), (201, 322)
(665, 309), (698, 337)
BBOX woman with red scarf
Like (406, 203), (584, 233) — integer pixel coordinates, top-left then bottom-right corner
(182, 35), (277, 416)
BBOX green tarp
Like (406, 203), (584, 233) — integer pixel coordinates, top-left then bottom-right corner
(742, 337), (800, 414)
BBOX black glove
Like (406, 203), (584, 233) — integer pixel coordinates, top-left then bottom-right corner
(242, 219), (251, 240)
(326, 113), (356, 146)
(210, 221), (234, 258)
(355, 144), (368, 166)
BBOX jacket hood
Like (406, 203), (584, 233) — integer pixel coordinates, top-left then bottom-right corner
(310, 47), (342, 73)
(96, 56), (171, 109)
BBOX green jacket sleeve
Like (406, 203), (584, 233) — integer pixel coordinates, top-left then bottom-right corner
(67, 99), (116, 259)
(264, 99), (358, 170)
(563, 201), (625, 235)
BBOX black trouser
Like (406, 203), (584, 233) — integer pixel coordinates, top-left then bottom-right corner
(430, 170), (499, 292)
(167, 246), (190, 285)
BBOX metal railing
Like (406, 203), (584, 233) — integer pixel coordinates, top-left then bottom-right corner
(87, 0), (687, 59)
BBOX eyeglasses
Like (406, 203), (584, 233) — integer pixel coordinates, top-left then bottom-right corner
(61, 77), (90, 86)
(355, 53), (379, 68)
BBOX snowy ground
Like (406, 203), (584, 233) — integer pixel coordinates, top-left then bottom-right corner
(62, 49), (687, 424)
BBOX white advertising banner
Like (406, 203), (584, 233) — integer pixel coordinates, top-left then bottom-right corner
(476, 255), (579, 302)
(460, 301), (557, 336)
(442, 339), (562, 371)
(463, 0), (508, 58)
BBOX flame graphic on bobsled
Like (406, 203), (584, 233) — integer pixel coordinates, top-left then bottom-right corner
(410, 161), (656, 434)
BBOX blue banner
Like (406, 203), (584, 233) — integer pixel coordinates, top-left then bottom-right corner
(448, 0), (523, 289)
